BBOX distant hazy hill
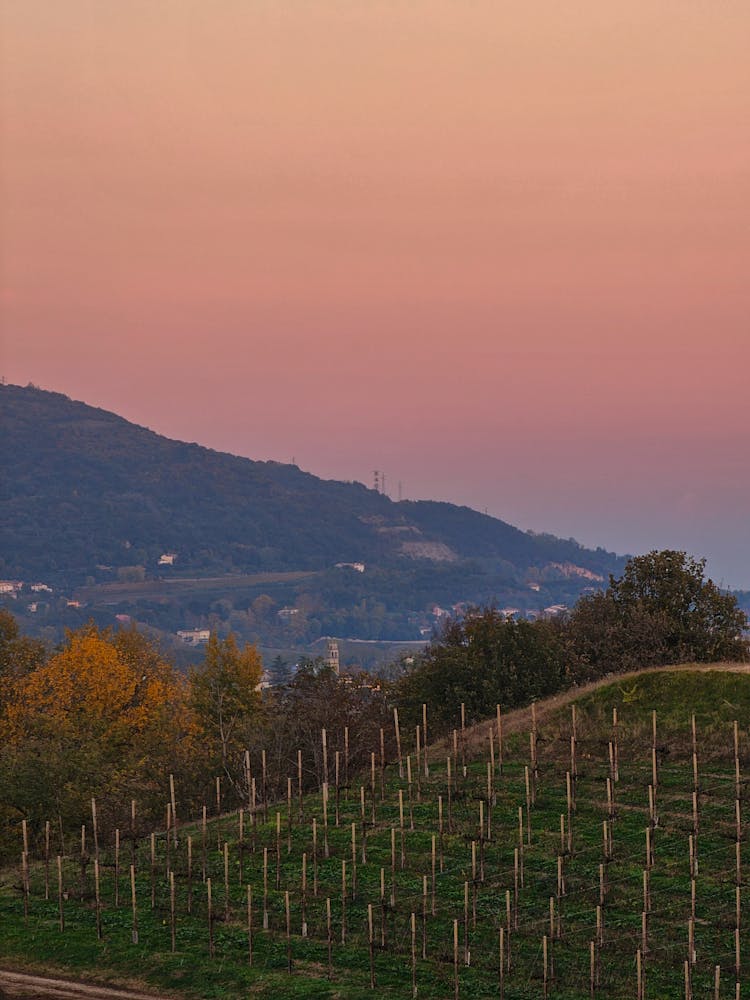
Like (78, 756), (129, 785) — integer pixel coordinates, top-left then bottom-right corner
(1, 384), (630, 652)
(0, 383), (624, 586)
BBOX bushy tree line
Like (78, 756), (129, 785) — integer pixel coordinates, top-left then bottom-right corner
(392, 550), (748, 733)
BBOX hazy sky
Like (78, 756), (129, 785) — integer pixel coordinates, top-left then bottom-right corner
(2, 2), (749, 585)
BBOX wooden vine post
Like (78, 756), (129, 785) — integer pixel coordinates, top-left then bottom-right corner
(496, 704), (503, 775)
(301, 852), (308, 936)
(130, 799), (137, 868)
(499, 925), (505, 1000)
(21, 851), (29, 922)
(130, 864), (138, 944)
(91, 798), (99, 865)
(43, 820), (50, 901)
(453, 918), (460, 1000)
(275, 813), (281, 890)
(57, 855), (65, 932)
(411, 911), (418, 997)
(224, 841), (230, 919)
(262, 847), (269, 930)
(247, 885), (253, 966)
(368, 902), (376, 989)
(94, 858), (102, 940)
(207, 877), (214, 958)
(394, 707), (403, 778)
(262, 750), (268, 822)
(169, 870), (176, 952)
(285, 889), (292, 973)
(114, 828), (120, 908)
(326, 896), (332, 979)
(169, 772), (178, 846)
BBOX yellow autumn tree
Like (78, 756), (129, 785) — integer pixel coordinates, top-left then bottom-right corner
(5, 624), (181, 744)
(0, 623), (192, 850)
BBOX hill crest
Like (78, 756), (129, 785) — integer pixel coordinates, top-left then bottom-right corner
(1, 383), (626, 648)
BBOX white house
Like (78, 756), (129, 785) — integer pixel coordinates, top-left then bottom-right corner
(176, 628), (210, 646)
(335, 562), (366, 573)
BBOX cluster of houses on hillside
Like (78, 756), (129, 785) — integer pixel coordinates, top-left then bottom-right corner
(0, 579), (58, 614)
(423, 600), (569, 636)
(0, 580), (52, 596)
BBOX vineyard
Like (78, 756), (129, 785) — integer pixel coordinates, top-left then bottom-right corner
(1, 668), (748, 999)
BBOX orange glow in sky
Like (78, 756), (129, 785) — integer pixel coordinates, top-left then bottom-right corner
(2, 2), (749, 583)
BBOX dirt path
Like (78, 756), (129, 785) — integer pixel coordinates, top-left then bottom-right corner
(0, 970), (175, 999)
(430, 660), (750, 757)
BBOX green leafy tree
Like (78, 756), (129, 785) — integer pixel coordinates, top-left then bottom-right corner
(396, 609), (568, 733)
(267, 654), (293, 687)
(567, 550), (748, 674)
(0, 610), (47, 710)
(189, 633), (264, 776)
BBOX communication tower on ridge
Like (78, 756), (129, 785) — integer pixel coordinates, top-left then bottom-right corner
(373, 470), (388, 495)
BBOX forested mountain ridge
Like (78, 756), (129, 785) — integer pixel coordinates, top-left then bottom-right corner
(1, 384), (627, 648)
(1, 383), (624, 585)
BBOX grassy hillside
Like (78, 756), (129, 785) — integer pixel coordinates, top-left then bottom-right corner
(1, 667), (747, 998)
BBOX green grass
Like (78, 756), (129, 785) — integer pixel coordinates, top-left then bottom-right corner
(1, 668), (747, 998)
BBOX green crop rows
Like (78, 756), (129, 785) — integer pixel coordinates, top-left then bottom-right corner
(1, 671), (747, 999)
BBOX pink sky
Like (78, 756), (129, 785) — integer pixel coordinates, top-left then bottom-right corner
(2, 1), (749, 585)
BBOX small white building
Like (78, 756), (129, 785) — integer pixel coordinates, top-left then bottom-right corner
(176, 628), (210, 646)
(30, 583), (52, 593)
(0, 581), (22, 595)
(335, 562), (365, 573)
(158, 553), (177, 566)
